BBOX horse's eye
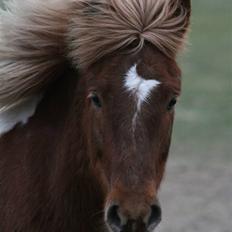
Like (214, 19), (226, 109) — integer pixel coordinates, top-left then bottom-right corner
(167, 98), (177, 111)
(89, 93), (102, 108)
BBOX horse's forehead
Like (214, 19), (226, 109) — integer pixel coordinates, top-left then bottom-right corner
(122, 64), (161, 132)
(124, 64), (161, 110)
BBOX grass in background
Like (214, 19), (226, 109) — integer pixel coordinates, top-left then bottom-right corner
(0, 0), (5, 9)
(172, 0), (232, 166)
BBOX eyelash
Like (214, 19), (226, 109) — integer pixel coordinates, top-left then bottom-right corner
(88, 93), (102, 108)
(167, 98), (177, 111)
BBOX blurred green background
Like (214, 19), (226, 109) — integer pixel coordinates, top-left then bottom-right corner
(0, 1), (231, 232)
(173, 0), (231, 167)
(0, 0), (4, 9)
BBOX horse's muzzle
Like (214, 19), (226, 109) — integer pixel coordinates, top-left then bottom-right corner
(105, 202), (161, 232)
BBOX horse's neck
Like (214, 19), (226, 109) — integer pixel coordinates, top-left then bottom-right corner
(0, 69), (105, 231)
(47, 70), (105, 231)
(46, 70), (105, 230)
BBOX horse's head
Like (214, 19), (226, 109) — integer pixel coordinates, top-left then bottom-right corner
(71, 0), (191, 231)
(0, 0), (191, 231)
(81, 44), (181, 231)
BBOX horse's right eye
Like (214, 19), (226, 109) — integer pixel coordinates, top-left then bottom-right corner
(167, 98), (177, 111)
(88, 93), (102, 108)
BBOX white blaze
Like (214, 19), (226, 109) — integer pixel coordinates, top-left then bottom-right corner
(124, 64), (160, 130)
(0, 95), (42, 136)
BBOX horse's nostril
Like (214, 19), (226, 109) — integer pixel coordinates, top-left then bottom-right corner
(147, 204), (162, 230)
(106, 204), (122, 231)
(106, 203), (161, 232)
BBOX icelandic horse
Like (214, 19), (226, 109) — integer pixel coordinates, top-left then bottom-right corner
(0, 0), (191, 231)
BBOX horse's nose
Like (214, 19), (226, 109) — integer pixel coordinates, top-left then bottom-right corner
(105, 202), (161, 232)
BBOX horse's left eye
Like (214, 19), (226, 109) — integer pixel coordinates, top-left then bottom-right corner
(167, 98), (177, 111)
(89, 93), (102, 108)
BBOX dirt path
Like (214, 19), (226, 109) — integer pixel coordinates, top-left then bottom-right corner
(157, 160), (232, 232)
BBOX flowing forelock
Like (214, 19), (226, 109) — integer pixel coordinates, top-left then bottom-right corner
(68, 0), (190, 68)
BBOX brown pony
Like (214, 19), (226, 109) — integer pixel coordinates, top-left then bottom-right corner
(0, 0), (191, 231)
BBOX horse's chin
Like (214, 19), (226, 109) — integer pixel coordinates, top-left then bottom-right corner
(106, 229), (149, 232)
(105, 223), (151, 232)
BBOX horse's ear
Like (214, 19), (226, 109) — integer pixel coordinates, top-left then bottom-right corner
(178, 0), (191, 26)
(171, 0), (191, 53)
(180, 0), (191, 9)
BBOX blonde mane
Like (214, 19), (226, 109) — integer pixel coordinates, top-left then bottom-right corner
(0, 0), (69, 111)
(69, 0), (190, 67)
(0, 0), (190, 112)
